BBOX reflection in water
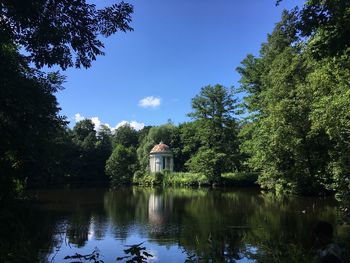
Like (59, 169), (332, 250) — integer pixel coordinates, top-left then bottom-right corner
(67, 213), (90, 247)
(148, 194), (163, 225)
(1, 187), (349, 262)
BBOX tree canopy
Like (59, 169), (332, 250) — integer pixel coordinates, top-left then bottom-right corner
(0, 0), (133, 69)
(0, 45), (66, 197)
(106, 144), (136, 185)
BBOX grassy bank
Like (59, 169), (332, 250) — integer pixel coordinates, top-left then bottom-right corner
(163, 172), (209, 186)
(133, 171), (258, 187)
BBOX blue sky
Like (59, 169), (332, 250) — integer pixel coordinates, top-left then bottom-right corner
(56, 0), (304, 131)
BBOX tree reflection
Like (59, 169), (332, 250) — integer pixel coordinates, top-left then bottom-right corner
(103, 187), (349, 262)
(2, 188), (348, 262)
(91, 214), (108, 240)
(0, 188), (109, 262)
(66, 212), (90, 247)
(243, 192), (344, 262)
(0, 201), (58, 263)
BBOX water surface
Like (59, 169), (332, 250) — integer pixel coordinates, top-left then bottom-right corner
(6, 187), (349, 262)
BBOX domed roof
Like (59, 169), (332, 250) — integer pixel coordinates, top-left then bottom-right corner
(150, 141), (171, 153)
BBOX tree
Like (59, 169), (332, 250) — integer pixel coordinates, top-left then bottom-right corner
(137, 126), (152, 144)
(95, 125), (113, 179)
(186, 148), (226, 183)
(290, 0), (350, 201)
(113, 124), (138, 148)
(295, 0), (350, 59)
(237, 12), (326, 194)
(69, 120), (112, 182)
(73, 120), (96, 144)
(1, 0), (133, 69)
(307, 52), (350, 206)
(105, 144), (137, 185)
(0, 45), (66, 197)
(187, 85), (240, 182)
(97, 125), (113, 150)
(177, 121), (202, 171)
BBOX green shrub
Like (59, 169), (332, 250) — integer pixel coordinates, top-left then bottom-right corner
(133, 172), (163, 186)
(154, 172), (164, 184)
(133, 170), (144, 180)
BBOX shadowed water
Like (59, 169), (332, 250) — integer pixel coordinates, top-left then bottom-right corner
(2, 187), (349, 262)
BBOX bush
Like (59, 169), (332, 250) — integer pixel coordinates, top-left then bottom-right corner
(133, 170), (144, 180)
(133, 172), (163, 186)
(186, 148), (225, 183)
(154, 172), (164, 184)
(222, 172), (258, 186)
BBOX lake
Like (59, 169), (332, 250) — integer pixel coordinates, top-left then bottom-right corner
(3, 187), (349, 262)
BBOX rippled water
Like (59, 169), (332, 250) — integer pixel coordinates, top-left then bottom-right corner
(5, 187), (349, 262)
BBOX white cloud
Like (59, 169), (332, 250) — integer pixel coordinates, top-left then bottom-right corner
(129, 121), (145, 131)
(148, 250), (158, 262)
(138, 96), (161, 108)
(73, 113), (144, 132)
(91, 117), (102, 131)
(115, 120), (145, 131)
(74, 113), (85, 122)
(115, 120), (129, 129)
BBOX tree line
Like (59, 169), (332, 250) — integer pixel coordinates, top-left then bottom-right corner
(87, 84), (241, 187)
(34, 83), (241, 188)
(1, 0), (349, 205)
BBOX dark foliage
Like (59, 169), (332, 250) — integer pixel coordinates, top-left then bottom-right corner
(64, 248), (104, 263)
(0, 0), (133, 69)
(0, 44), (67, 197)
(116, 242), (153, 263)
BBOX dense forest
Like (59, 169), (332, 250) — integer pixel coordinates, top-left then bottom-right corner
(1, 0), (349, 215)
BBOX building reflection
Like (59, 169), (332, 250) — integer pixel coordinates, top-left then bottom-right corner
(148, 193), (174, 226)
(148, 194), (163, 225)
